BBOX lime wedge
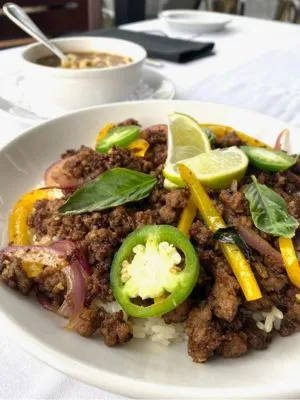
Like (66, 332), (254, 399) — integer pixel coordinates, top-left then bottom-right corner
(179, 146), (249, 189)
(163, 178), (180, 190)
(163, 112), (211, 186)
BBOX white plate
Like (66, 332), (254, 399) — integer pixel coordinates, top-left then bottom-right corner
(0, 100), (299, 399)
(0, 66), (175, 121)
(159, 10), (232, 36)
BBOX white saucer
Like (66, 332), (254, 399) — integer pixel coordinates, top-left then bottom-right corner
(159, 10), (232, 36)
(0, 66), (175, 121)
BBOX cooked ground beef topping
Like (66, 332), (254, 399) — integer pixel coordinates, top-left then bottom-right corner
(1, 122), (299, 360)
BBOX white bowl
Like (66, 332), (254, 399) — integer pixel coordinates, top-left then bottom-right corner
(0, 100), (299, 399)
(20, 37), (146, 115)
(159, 10), (232, 36)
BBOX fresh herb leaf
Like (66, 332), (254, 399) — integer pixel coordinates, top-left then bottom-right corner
(202, 127), (216, 148)
(59, 168), (156, 215)
(213, 227), (251, 260)
(244, 176), (299, 238)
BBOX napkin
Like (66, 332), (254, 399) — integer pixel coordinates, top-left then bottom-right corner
(83, 28), (215, 63)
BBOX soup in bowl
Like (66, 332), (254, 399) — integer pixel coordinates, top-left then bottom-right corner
(20, 37), (147, 116)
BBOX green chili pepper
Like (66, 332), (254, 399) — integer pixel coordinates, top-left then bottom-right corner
(96, 125), (140, 153)
(110, 225), (200, 318)
(241, 146), (297, 172)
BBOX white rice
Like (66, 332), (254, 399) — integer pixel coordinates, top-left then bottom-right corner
(93, 299), (185, 345)
(252, 306), (283, 333)
(131, 317), (185, 345)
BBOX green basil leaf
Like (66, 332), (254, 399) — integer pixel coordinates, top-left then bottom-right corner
(244, 176), (299, 238)
(213, 227), (251, 260)
(59, 168), (156, 215)
(202, 127), (216, 148)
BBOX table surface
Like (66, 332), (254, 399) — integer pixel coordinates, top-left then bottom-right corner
(1, 14), (300, 400)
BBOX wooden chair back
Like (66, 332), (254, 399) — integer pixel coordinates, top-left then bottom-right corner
(0, 0), (103, 44)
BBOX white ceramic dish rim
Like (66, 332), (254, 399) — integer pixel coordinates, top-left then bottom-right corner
(159, 10), (232, 26)
(0, 100), (299, 399)
(21, 36), (147, 78)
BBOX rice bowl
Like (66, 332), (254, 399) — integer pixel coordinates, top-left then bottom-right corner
(0, 100), (299, 398)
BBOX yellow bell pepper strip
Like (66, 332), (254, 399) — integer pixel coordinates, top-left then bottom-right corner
(9, 187), (63, 277)
(178, 164), (262, 302)
(200, 123), (270, 148)
(279, 237), (300, 289)
(95, 123), (115, 146)
(127, 138), (150, 157)
(177, 196), (197, 237)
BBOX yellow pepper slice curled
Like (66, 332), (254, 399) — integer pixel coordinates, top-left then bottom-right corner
(95, 123), (115, 145)
(200, 123), (270, 148)
(279, 237), (300, 289)
(178, 196), (197, 238)
(9, 188), (63, 277)
(127, 138), (149, 157)
(178, 164), (262, 302)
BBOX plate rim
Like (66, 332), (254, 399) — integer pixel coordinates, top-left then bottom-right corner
(0, 99), (299, 398)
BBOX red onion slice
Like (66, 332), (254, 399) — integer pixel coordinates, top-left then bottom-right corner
(51, 240), (91, 275)
(44, 157), (81, 189)
(237, 225), (284, 268)
(50, 240), (76, 255)
(57, 261), (86, 318)
(274, 129), (290, 153)
(1, 244), (86, 318)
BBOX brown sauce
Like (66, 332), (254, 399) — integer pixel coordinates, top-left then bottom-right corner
(37, 52), (133, 69)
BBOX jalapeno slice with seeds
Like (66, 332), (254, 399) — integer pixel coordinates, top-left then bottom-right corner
(241, 146), (297, 172)
(110, 225), (201, 318)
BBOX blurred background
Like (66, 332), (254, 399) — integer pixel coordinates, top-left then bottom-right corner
(0, 0), (299, 49)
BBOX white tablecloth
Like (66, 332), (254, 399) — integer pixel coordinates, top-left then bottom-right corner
(1, 14), (300, 400)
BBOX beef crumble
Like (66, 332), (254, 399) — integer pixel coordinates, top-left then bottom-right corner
(1, 124), (300, 361)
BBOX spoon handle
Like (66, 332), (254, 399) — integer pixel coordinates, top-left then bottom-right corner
(3, 2), (67, 61)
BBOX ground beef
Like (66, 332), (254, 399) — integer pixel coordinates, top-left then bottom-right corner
(0, 256), (32, 295)
(280, 302), (300, 336)
(259, 274), (288, 293)
(117, 118), (139, 127)
(98, 308), (132, 346)
(108, 207), (135, 239)
(85, 268), (114, 305)
(219, 187), (248, 214)
(72, 307), (101, 337)
(288, 197), (300, 219)
(217, 131), (245, 147)
(217, 332), (248, 358)
(141, 124), (167, 168)
(163, 299), (193, 324)
(6, 118), (300, 360)
(164, 189), (189, 209)
(210, 261), (241, 322)
(190, 220), (212, 247)
(36, 266), (66, 307)
(186, 303), (223, 362)
(135, 209), (155, 227)
(243, 319), (272, 350)
(61, 146), (144, 185)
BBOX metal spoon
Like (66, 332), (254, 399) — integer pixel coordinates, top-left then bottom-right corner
(3, 2), (67, 62)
